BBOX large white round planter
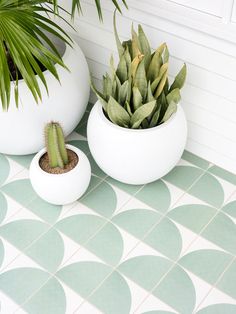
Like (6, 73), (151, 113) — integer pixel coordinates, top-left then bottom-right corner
(87, 101), (187, 185)
(0, 37), (90, 155)
(30, 145), (91, 205)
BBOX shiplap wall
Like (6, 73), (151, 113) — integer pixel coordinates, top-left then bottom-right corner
(61, 0), (236, 174)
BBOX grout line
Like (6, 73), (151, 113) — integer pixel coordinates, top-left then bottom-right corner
(12, 160), (236, 313)
(193, 256), (236, 313)
(2, 137), (236, 312)
(73, 164), (211, 313)
(13, 175), (142, 312)
(133, 174), (236, 313)
(0, 174), (107, 274)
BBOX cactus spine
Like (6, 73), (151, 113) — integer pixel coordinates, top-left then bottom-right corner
(45, 122), (69, 169)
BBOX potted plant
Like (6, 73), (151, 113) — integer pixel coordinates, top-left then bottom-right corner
(0, 0), (127, 155)
(30, 122), (91, 205)
(88, 14), (187, 185)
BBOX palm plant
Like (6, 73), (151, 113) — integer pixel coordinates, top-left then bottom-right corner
(0, 0), (127, 110)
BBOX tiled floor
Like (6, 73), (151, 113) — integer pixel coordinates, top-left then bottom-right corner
(0, 105), (236, 314)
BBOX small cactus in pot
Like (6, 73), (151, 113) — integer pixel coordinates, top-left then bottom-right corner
(45, 122), (69, 169)
(29, 122), (91, 205)
(92, 12), (187, 129)
(40, 122), (78, 175)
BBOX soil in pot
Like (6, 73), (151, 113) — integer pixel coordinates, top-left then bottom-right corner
(39, 149), (79, 174)
(6, 50), (47, 81)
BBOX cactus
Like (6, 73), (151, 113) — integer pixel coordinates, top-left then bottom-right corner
(45, 122), (69, 169)
(91, 12), (187, 129)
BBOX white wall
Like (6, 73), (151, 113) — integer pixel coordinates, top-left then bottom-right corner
(61, 0), (236, 174)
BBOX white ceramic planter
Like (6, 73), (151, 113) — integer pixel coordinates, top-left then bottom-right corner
(29, 145), (91, 205)
(0, 37), (90, 155)
(87, 101), (188, 185)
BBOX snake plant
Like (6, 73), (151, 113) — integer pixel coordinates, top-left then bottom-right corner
(0, 0), (127, 110)
(92, 13), (187, 129)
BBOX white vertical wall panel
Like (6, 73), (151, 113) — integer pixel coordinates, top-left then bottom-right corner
(62, 0), (236, 174)
(165, 0), (224, 17)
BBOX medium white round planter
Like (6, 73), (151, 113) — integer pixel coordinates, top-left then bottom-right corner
(0, 37), (90, 155)
(29, 145), (91, 205)
(87, 101), (187, 185)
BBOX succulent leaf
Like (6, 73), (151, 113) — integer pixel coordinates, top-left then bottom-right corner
(147, 81), (155, 102)
(119, 80), (129, 105)
(151, 63), (168, 94)
(163, 46), (169, 63)
(134, 59), (148, 99)
(130, 100), (156, 129)
(107, 96), (130, 127)
(132, 86), (143, 111)
(131, 24), (141, 58)
(169, 63), (187, 91)
(166, 88), (181, 105)
(161, 101), (177, 123)
(164, 77), (169, 94)
(124, 101), (132, 116)
(149, 106), (161, 128)
(156, 42), (166, 55)
(124, 47), (132, 76)
(91, 21), (186, 129)
(138, 25), (151, 69)
(116, 54), (128, 83)
(131, 54), (144, 78)
(147, 49), (162, 82)
(154, 70), (168, 98)
(103, 73), (112, 101)
(122, 40), (133, 59)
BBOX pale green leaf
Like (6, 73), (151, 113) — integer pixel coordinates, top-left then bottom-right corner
(170, 63), (187, 91)
(132, 86), (143, 111)
(107, 96), (130, 127)
(130, 100), (156, 129)
(134, 59), (147, 99)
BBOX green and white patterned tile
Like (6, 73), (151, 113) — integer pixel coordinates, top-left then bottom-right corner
(153, 264), (196, 314)
(105, 176), (144, 196)
(182, 270), (214, 312)
(221, 192), (236, 222)
(216, 260), (236, 299)
(201, 212), (236, 256)
(163, 160), (205, 191)
(74, 301), (102, 313)
(80, 180), (132, 218)
(87, 269), (132, 314)
(6, 153), (35, 171)
(179, 232), (234, 280)
(167, 193), (218, 235)
(181, 151), (210, 170)
(136, 295), (178, 313)
(0, 266), (52, 308)
(208, 165), (236, 186)
(134, 180), (184, 214)
(188, 172), (236, 209)
(0, 122), (236, 314)
(21, 276), (66, 314)
(0, 290), (25, 313)
(196, 288), (236, 314)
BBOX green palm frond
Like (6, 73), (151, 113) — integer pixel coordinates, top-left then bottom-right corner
(0, 0), (128, 110)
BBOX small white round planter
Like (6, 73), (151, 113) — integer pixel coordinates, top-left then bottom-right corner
(87, 101), (187, 185)
(0, 37), (90, 155)
(29, 145), (91, 205)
